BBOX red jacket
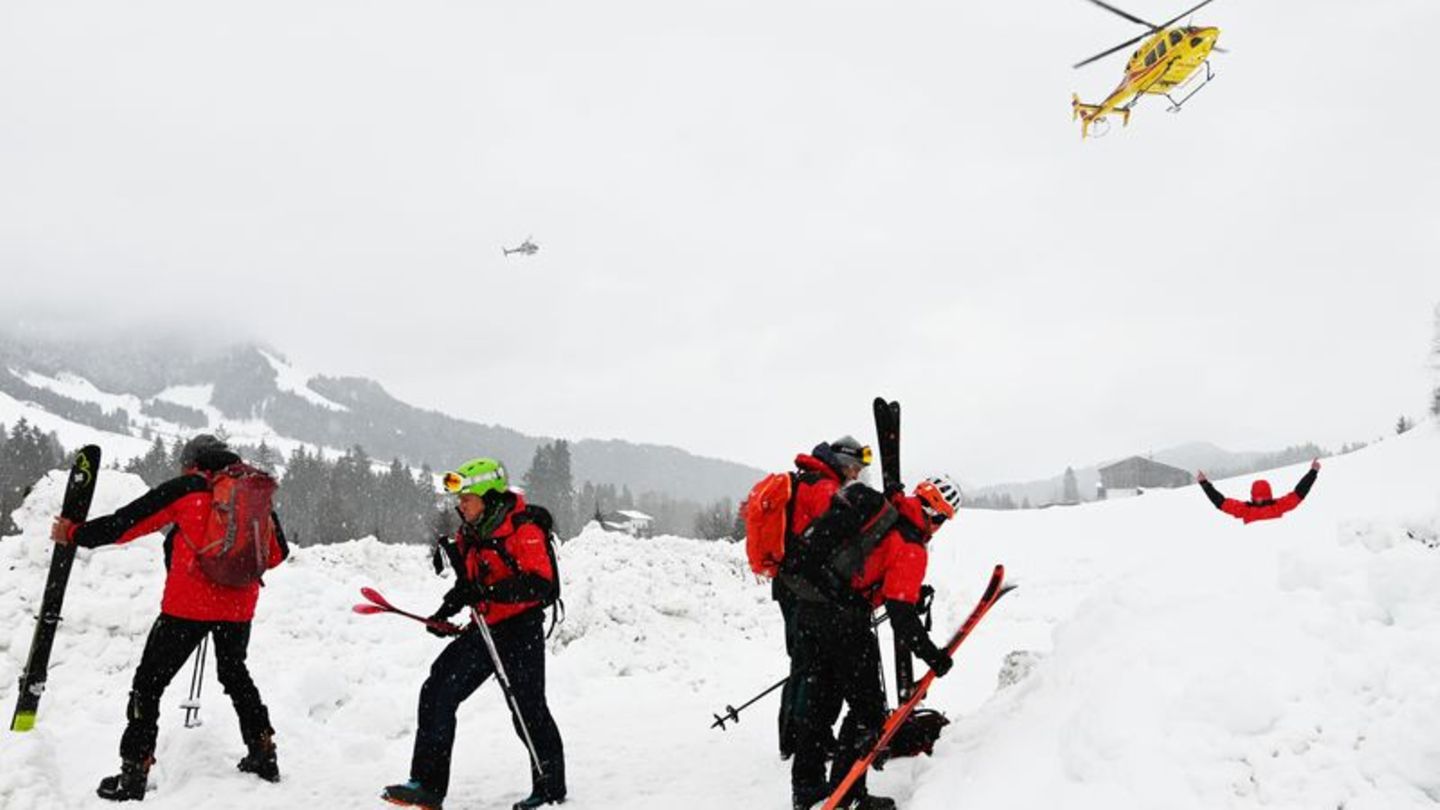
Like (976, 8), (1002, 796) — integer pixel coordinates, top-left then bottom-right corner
(72, 471), (288, 622)
(1201, 468), (1318, 524)
(458, 493), (556, 626)
(851, 495), (932, 607)
(791, 454), (845, 538)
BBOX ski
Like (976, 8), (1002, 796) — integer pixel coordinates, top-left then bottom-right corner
(821, 564), (1015, 810)
(873, 397), (914, 702)
(11, 444), (102, 732)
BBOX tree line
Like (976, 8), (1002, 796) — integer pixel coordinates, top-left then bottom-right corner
(0, 419), (67, 535)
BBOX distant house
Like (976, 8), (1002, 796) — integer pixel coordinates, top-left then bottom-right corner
(1098, 457), (1193, 493)
(597, 509), (654, 536)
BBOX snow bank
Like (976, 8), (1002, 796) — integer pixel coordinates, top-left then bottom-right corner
(898, 423), (1440, 810)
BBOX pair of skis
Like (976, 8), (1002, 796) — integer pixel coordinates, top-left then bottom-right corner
(872, 397), (914, 702)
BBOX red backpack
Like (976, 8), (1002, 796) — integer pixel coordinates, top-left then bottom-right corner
(744, 472), (797, 577)
(189, 463), (278, 588)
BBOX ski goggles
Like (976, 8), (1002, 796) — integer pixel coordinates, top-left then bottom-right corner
(441, 469), (504, 494)
(833, 444), (874, 466)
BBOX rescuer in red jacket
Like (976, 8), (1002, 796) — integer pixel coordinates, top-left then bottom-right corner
(50, 434), (289, 801)
(1197, 460), (1321, 523)
(383, 457), (565, 810)
(787, 474), (962, 810)
(777, 436), (872, 759)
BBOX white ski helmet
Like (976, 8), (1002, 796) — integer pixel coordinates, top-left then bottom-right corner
(915, 474), (962, 520)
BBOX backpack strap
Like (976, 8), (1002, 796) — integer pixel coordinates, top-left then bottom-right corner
(784, 471), (822, 541)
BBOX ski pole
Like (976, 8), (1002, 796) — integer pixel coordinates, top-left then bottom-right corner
(710, 609), (894, 730)
(470, 607), (545, 778)
(182, 634), (209, 728)
(711, 676), (786, 730)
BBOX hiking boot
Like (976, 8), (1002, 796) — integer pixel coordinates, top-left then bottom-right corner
(792, 785), (827, 810)
(512, 787), (566, 809)
(96, 758), (151, 802)
(237, 731), (280, 783)
(382, 780), (444, 809)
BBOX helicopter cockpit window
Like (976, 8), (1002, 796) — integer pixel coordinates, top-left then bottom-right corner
(1170, 30), (1183, 46)
(1191, 36), (1204, 47)
(1145, 49), (1157, 66)
(1156, 40), (1168, 59)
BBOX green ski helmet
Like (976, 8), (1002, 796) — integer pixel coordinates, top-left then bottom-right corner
(442, 458), (509, 497)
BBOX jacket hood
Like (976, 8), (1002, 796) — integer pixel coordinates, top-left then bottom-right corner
(1250, 479), (1274, 503)
(795, 453), (843, 483)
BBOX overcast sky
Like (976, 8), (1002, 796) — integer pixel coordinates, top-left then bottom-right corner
(2, 0), (1437, 485)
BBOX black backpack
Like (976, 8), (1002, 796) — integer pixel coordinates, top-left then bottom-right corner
(779, 482), (898, 607)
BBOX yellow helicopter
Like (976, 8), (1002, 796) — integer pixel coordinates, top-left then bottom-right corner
(1071, 0), (1223, 138)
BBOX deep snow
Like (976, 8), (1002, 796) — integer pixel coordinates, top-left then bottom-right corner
(1, 421), (1437, 809)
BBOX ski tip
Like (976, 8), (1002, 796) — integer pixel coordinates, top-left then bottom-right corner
(11, 712), (36, 732)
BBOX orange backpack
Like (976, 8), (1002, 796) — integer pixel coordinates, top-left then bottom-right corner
(744, 472), (798, 577)
(189, 463), (278, 588)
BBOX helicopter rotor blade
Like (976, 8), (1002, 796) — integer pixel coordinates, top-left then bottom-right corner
(1073, 30), (1153, 69)
(1155, 0), (1219, 33)
(1082, 0), (1158, 29)
(1073, 0), (1221, 69)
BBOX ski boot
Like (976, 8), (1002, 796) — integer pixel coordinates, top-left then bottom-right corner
(96, 758), (152, 802)
(382, 780), (444, 809)
(237, 731), (280, 783)
(513, 786), (566, 809)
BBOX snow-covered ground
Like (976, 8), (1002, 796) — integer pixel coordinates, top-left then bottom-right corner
(1, 421), (1437, 809)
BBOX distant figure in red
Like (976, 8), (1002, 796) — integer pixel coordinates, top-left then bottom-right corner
(1196, 460), (1321, 523)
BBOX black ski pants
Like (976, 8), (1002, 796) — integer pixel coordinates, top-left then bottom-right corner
(789, 600), (886, 804)
(777, 579), (842, 758)
(119, 613), (273, 762)
(410, 608), (565, 799)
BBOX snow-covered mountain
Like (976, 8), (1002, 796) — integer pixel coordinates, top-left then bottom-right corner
(0, 331), (761, 504)
(1, 415), (1435, 809)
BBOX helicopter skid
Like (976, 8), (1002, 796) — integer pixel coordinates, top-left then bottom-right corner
(1165, 60), (1214, 112)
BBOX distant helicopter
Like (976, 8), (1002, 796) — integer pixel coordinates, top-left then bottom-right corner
(503, 237), (539, 257)
(1071, 0), (1223, 138)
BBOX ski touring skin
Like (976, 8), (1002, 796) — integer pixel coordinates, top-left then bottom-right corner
(822, 564), (1016, 810)
(353, 587), (463, 635)
(11, 444), (102, 732)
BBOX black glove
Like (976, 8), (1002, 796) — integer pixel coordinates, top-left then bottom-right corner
(924, 650), (954, 678)
(884, 481), (907, 498)
(425, 610), (462, 638)
(439, 580), (488, 615)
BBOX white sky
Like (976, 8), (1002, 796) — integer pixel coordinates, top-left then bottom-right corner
(2, 0), (1436, 485)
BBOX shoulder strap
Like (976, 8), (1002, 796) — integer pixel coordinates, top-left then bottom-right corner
(895, 516), (928, 545)
(783, 471), (824, 541)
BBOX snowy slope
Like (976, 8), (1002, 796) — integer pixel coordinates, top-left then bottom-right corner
(0, 422), (1436, 810)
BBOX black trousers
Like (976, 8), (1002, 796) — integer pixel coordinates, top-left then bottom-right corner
(789, 601), (886, 803)
(410, 609), (565, 799)
(119, 614), (273, 762)
(777, 579), (843, 758)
